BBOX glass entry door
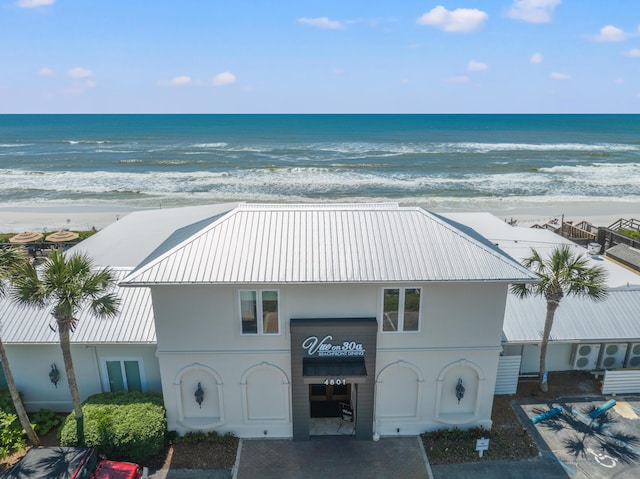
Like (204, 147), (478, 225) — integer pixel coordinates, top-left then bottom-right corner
(309, 383), (351, 417)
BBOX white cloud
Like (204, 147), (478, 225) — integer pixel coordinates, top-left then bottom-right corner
(213, 72), (236, 87)
(613, 78), (625, 84)
(399, 79), (410, 84)
(67, 67), (93, 78)
(16, 0), (54, 8)
(530, 52), (543, 64)
(623, 48), (640, 57)
(447, 75), (470, 83)
(298, 17), (345, 30)
(417, 6), (488, 33)
(594, 25), (626, 42)
(550, 72), (571, 80)
(170, 76), (192, 86)
(37, 67), (53, 76)
(506, 0), (561, 23)
(467, 60), (488, 72)
(157, 76), (192, 87)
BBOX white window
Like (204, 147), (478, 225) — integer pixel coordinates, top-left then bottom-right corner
(382, 287), (421, 332)
(239, 290), (279, 335)
(100, 358), (146, 392)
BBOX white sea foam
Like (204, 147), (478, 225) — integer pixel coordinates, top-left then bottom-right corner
(540, 162), (640, 174)
(192, 142), (228, 148)
(211, 141), (639, 156)
(450, 142), (638, 153)
(1, 164), (637, 199)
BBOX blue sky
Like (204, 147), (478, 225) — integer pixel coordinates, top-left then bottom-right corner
(1, 1), (639, 113)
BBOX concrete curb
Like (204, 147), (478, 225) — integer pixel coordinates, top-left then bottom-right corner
(231, 438), (243, 479)
(416, 435), (435, 479)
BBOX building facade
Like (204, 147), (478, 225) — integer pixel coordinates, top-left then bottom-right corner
(120, 203), (537, 439)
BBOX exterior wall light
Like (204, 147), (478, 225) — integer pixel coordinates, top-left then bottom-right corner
(194, 382), (204, 408)
(456, 378), (465, 404)
(49, 363), (60, 388)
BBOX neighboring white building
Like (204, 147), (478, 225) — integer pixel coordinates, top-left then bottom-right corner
(0, 203), (236, 412)
(444, 212), (640, 375)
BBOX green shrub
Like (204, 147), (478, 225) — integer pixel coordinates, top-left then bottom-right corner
(0, 390), (16, 414)
(0, 390), (28, 459)
(0, 411), (27, 459)
(60, 392), (167, 464)
(32, 409), (65, 435)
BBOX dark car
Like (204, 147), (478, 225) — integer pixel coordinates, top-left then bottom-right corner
(0, 447), (146, 479)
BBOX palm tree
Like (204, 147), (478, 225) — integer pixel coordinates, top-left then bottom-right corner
(511, 245), (608, 392)
(11, 250), (120, 445)
(0, 247), (40, 446)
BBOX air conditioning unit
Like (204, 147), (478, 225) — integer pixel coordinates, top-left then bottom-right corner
(598, 343), (628, 369)
(625, 343), (640, 368)
(572, 344), (601, 370)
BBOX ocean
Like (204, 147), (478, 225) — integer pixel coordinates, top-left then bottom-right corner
(0, 114), (638, 211)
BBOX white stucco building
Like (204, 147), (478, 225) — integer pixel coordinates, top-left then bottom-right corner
(0, 203), (551, 439)
(444, 212), (640, 376)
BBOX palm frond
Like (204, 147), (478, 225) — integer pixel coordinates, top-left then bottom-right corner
(10, 260), (47, 307)
(0, 247), (30, 298)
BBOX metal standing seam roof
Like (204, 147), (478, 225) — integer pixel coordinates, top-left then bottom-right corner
(0, 268), (155, 344)
(120, 203), (539, 286)
(503, 286), (640, 343)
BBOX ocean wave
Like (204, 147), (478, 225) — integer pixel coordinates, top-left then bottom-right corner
(449, 142), (638, 153)
(95, 149), (136, 153)
(0, 143), (33, 148)
(192, 142), (228, 148)
(540, 163), (640, 174)
(65, 140), (113, 145)
(1, 165), (637, 201)
(186, 141), (640, 156)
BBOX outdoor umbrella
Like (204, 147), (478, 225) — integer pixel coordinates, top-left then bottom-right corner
(9, 232), (43, 243)
(45, 231), (80, 242)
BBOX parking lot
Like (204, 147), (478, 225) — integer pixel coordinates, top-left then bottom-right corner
(518, 397), (640, 478)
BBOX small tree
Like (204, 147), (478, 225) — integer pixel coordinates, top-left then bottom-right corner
(511, 245), (608, 392)
(0, 248), (40, 446)
(12, 250), (120, 445)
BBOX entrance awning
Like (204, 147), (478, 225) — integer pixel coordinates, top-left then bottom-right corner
(303, 357), (367, 377)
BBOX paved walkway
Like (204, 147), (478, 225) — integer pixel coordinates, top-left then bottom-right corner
(431, 458), (566, 478)
(234, 436), (432, 479)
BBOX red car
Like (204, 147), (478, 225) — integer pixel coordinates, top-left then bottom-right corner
(0, 447), (147, 479)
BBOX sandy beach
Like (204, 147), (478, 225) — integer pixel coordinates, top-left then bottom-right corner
(1, 201), (639, 234)
(0, 205), (140, 234)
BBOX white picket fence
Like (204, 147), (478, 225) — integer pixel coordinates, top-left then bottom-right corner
(602, 369), (640, 394)
(495, 355), (522, 395)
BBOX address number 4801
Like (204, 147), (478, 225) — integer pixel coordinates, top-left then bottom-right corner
(323, 378), (347, 385)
